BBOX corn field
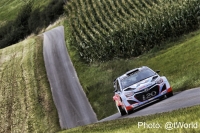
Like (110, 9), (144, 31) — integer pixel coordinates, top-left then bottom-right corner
(65, 0), (200, 62)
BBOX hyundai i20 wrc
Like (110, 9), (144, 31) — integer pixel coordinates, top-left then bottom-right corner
(113, 66), (173, 116)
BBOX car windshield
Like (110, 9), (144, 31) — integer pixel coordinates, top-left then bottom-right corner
(120, 68), (155, 89)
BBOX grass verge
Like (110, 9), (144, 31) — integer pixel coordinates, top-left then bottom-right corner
(59, 105), (200, 133)
(0, 35), (60, 132)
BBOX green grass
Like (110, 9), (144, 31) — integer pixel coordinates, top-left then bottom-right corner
(67, 28), (200, 120)
(0, 36), (60, 132)
(59, 105), (200, 133)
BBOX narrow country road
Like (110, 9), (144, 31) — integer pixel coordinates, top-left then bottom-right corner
(43, 26), (97, 129)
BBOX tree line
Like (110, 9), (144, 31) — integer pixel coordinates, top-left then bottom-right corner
(0, 0), (65, 49)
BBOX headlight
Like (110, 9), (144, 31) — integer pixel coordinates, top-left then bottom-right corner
(124, 92), (134, 97)
(156, 78), (163, 84)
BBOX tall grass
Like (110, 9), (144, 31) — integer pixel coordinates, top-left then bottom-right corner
(65, 0), (200, 62)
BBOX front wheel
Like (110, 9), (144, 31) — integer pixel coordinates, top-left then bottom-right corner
(123, 104), (133, 115)
(116, 103), (127, 116)
(166, 91), (173, 97)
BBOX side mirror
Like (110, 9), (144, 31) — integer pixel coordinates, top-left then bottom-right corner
(156, 70), (160, 73)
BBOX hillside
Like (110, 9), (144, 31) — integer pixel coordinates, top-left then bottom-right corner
(0, 36), (60, 132)
(0, 0), (63, 132)
(0, 0), (200, 132)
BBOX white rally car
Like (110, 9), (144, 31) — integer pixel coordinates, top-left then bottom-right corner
(113, 66), (173, 116)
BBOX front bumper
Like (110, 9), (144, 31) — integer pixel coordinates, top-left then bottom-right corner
(125, 83), (172, 110)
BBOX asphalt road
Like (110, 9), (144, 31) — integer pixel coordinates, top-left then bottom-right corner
(100, 87), (200, 122)
(43, 26), (97, 129)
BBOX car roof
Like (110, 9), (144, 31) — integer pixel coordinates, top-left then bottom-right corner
(116, 66), (149, 82)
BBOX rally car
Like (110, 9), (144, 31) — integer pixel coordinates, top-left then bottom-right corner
(113, 66), (173, 116)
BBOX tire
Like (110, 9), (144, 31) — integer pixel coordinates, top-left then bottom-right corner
(116, 104), (127, 116)
(166, 91), (173, 98)
(123, 104), (133, 115)
(126, 109), (133, 114)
